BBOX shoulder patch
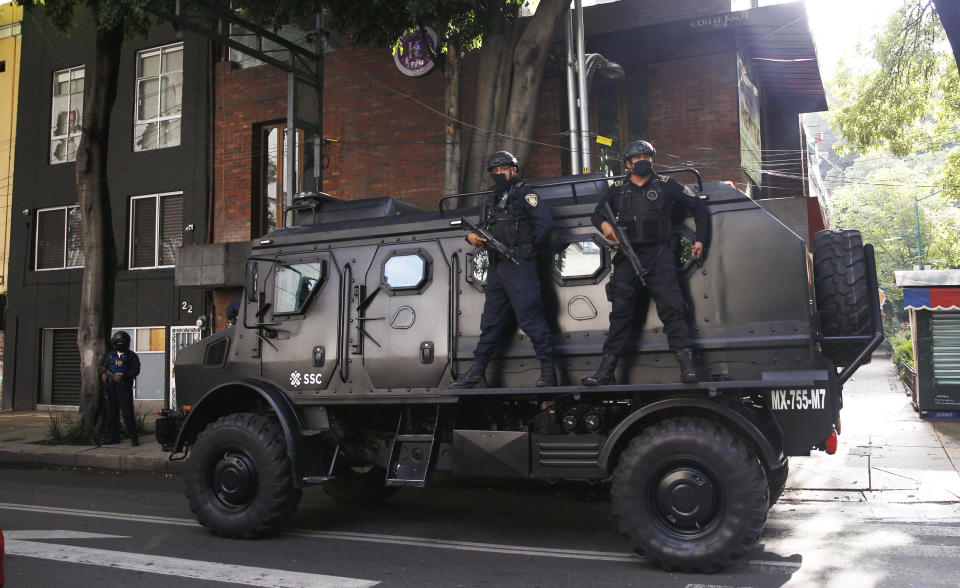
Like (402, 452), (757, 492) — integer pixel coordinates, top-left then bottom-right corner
(524, 193), (539, 207)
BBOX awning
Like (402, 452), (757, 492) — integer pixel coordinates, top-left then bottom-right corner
(903, 288), (960, 311)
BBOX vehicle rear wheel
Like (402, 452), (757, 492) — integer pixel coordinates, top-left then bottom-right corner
(813, 229), (871, 366)
(323, 463), (399, 506)
(766, 459), (789, 508)
(185, 413), (301, 537)
(610, 417), (768, 573)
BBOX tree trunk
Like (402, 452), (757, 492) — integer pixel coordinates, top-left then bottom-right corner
(76, 23), (123, 440)
(501, 0), (567, 170)
(443, 40), (462, 195)
(464, 3), (521, 191)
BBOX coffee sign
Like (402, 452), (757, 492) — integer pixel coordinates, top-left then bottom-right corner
(394, 27), (438, 77)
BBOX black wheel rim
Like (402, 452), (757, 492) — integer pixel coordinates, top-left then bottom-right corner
(210, 449), (258, 510)
(648, 458), (723, 539)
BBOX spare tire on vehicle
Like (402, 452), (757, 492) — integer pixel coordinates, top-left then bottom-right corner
(813, 229), (871, 366)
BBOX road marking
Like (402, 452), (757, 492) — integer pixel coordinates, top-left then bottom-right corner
(6, 529), (378, 588)
(6, 530), (128, 540)
(0, 502), (802, 568)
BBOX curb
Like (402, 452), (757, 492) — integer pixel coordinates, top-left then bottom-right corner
(0, 445), (185, 475)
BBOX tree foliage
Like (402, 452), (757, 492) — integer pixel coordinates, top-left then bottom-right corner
(830, 0), (960, 160)
(827, 153), (960, 296)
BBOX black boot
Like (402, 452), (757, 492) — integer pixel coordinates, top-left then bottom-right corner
(535, 359), (557, 388)
(676, 348), (698, 383)
(449, 361), (488, 389)
(582, 354), (618, 386)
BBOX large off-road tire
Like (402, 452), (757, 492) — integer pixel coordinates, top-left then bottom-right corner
(813, 229), (872, 366)
(323, 463), (399, 506)
(766, 459), (789, 508)
(611, 417), (768, 573)
(185, 413), (302, 538)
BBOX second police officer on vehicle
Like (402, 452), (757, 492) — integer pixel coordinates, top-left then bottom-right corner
(583, 140), (708, 386)
(449, 151), (557, 389)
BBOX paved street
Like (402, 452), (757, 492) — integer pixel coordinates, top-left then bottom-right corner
(2, 356), (960, 586)
(1, 467), (959, 587)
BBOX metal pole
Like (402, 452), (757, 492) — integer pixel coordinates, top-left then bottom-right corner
(285, 71), (296, 222)
(315, 10), (324, 192)
(575, 0), (590, 173)
(915, 195), (923, 268)
(565, 9), (580, 175)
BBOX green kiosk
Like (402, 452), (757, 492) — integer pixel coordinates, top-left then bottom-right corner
(896, 270), (960, 418)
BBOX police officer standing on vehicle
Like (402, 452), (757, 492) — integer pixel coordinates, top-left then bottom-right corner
(583, 140), (707, 386)
(100, 331), (141, 445)
(449, 151), (557, 389)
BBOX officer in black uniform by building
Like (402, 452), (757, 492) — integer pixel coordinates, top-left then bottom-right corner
(583, 140), (707, 385)
(100, 330), (142, 445)
(449, 151), (557, 389)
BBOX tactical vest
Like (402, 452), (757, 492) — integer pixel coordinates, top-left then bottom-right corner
(613, 178), (671, 245)
(482, 183), (535, 257)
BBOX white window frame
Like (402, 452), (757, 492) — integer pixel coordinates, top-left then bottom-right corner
(128, 191), (183, 270)
(50, 65), (85, 165)
(133, 42), (183, 152)
(35, 205), (84, 271)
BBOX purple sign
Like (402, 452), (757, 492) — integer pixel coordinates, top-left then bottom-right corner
(393, 27), (438, 77)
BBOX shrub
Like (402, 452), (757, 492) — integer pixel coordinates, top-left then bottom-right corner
(890, 331), (914, 369)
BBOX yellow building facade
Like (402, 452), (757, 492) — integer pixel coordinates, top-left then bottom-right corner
(0, 2), (22, 297)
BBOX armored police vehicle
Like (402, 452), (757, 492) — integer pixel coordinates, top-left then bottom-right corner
(157, 171), (881, 573)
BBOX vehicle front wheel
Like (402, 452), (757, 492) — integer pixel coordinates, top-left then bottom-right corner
(185, 413), (302, 537)
(611, 417), (768, 573)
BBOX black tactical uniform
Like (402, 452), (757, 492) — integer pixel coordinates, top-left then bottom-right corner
(100, 331), (141, 445)
(584, 140), (708, 385)
(449, 151), (557, 389)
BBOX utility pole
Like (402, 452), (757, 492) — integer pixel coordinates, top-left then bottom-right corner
(914, 189), (944, 269)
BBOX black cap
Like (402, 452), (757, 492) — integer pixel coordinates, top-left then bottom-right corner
(486, 151), (518, 172)
(623, 140), (656, 160)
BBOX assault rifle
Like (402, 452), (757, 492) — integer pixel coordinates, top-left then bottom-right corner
(600, 201), (649, 286)
(459, 216), (521, 266)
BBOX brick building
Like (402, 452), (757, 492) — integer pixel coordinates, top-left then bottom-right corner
(186, 0), (826, 335)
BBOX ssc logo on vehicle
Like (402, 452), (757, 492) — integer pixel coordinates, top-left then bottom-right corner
(289, 371), (323, 387)
(771, 388), (826, 411)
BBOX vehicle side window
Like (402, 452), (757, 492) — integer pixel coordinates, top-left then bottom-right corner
(550, 236), (609, 286)
(554, 240), (602, 279)
(274, 260), (326, 314)
(381, 249), (432, 295)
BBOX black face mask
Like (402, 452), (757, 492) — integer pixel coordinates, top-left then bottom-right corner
(492, 173), (510, 186)
(631, 160), (653, 176)
(115, 342), (127, 352)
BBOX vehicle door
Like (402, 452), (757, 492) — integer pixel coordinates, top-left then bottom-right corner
(354, 241), (449, 389)
(256, 251), (340, 393)
(547, 231), (614, 357)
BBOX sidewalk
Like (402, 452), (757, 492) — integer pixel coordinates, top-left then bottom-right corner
(783, 355), (960, 504)
(1, 355), (959, 503)
(0, 410), (183, 475)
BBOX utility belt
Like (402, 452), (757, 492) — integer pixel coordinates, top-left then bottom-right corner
(489, 243), (535, 264)
(617, 214), (671, 245)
